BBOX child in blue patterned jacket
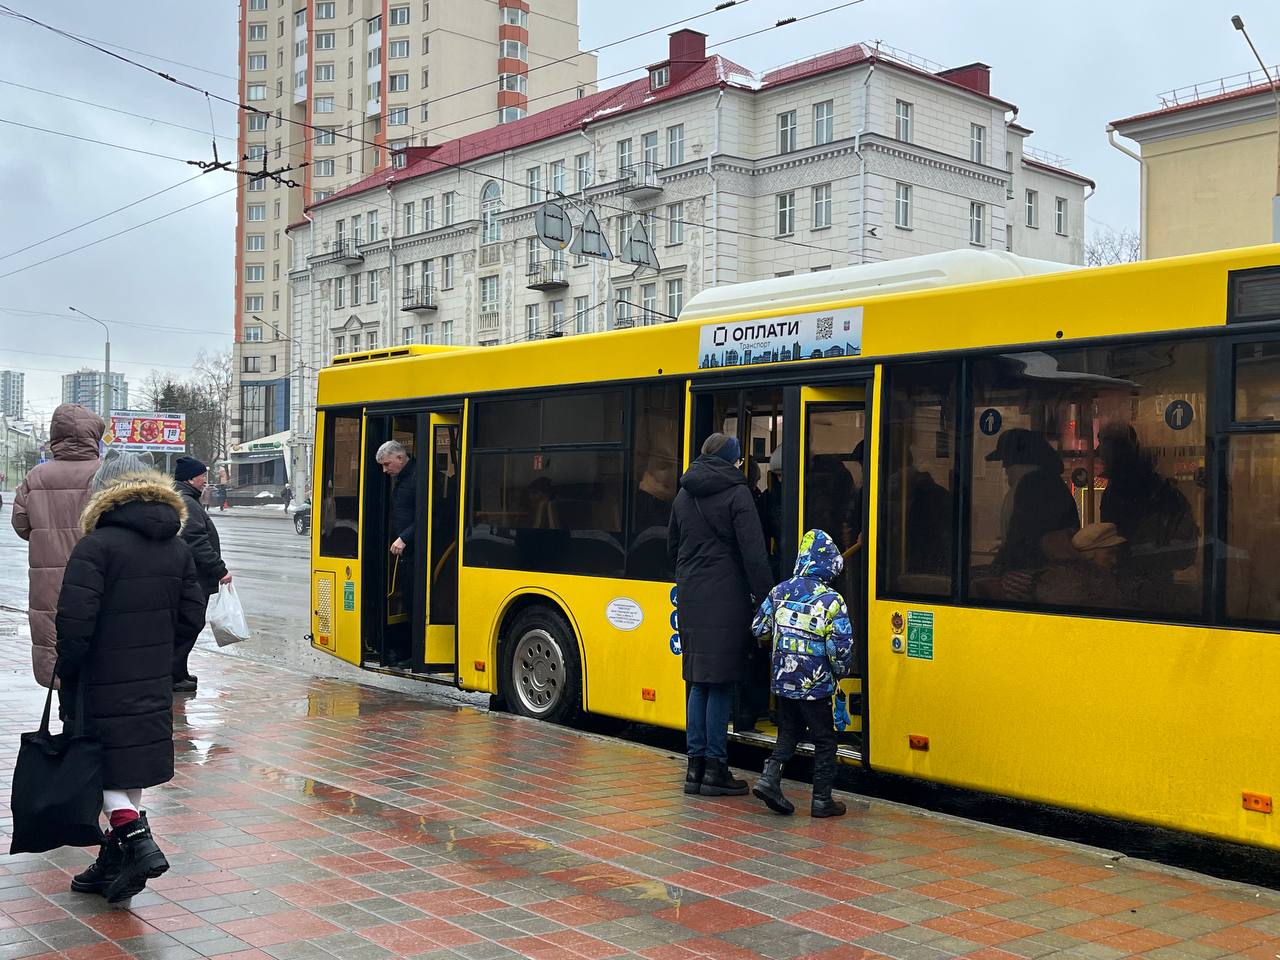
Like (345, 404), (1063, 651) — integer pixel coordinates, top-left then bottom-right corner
(750, 528), (855, 817)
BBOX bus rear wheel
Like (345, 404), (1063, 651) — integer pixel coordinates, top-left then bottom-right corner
(502, 606), (581, 725)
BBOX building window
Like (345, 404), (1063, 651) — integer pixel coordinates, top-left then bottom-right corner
(969, 202), (985, 245)
(389, 38), (409, 58)
(666, 278), (683, 318)
(641, 283), (657, 323)
(314, 127), (336, 146)
(667, 124), (684, 166)
(390, 4), (409, 25)
(481, 181), (502, 244)
(423, 196), (434, 229)
(316, 1), (335, 16)
(367, 330), (378, 350)
(333, 335), (344, 356)
(667, 202), (684, 244)
(550, 160), (565, 195)
(243, 356), (260, 373)
(245, 295), (264, 311)
(1005, 150), (1014, 199)
(421, 324), (433, 345)
(404, 201), (415, 234)
(442, 192), (454, 225)
(525, 304), (540, 339)
(500, 73), (527, 94)
(247, 83), (266, 101)
(367, 209), (378, 239)
(1055, 197), (1068, 235)
(248, 22), (267, 40)
(350, 332), (360, 351)
(500, 39), (527, 62)
(368, 13), (381, 33)
(401, 326), (414, 345)
(246, 233), (265, 252)
(894, 182), (911, 228)
(616, 138), (632, 176)
(641, 131), (658, 167)
(526, 237), (540, 273)
(247, 203), (266, 221)
(812, 183), (832, 229)
(334, 278), (344, 308)
(814, 99), (834, 146)
(576, 152), (592, 191)
(389, 73), (408, 93)
(248, 0), (267, 11)
(501, 5), (528, 26)
(970, 123), (985, 164)
(367, 47), (381, 69)
(615, 287), (631, 326)
(895, 99), (912, 142)
(315, 31), (335, 49)
(1025, 189), (1038, 228)
(314, 159), (334, 176)
(573, 295), (591, 335)
(388, 107), (408, 125)
(314, 95), (334, 113)
(349, 274), (360, 304)
(778, 110), (797, 154)
(368, 269), (379, 302)
(244, 325), (264, 342)
(367, 81), (380, 101)
(441, 254), (454, 288)
(440, 320), (453, 345)
(616, 212), (632, 255)
(420, 258), (434, 291)
(527, 166), (542, 204)
(777, 192), (796, 236)
(248, 53), (267, 71)
(550, 299), (565, 333)
(498, 106), (527, 124)
(651, 64), (669, 90)
(248, 113), (268, 131)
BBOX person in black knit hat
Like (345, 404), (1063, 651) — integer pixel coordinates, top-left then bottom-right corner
(171, 456), (231, 692)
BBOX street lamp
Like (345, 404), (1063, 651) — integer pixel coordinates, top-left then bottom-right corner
(1232, 14), (1280, 242)
(68, 306), (114, 419)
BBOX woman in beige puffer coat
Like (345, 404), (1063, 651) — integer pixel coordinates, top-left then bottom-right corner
(11, 403), (104, 688)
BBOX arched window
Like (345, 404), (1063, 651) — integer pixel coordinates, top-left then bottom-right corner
(481, 181), (502, 244)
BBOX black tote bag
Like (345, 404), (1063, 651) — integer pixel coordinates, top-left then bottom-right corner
(9, 676), (103, 855)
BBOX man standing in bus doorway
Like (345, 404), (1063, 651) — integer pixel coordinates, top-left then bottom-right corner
(376, 440), (416, 668)
(668, 433), (774, 798)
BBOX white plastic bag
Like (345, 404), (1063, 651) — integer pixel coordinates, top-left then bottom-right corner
(207, 583), (251, 647)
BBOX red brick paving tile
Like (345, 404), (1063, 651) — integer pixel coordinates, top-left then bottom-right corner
(219, 909), (342, 947)
(537, 929), (631, 959)
(357, 922), (439, 954)
(401, 917), (484, 946)
(148, 914), (208, 933)
(208, 952), (274, 960)
(1173, 894), (1277, 923)
(62, 944), (132, 960)
(957, 950), (1022, 960)
(1057, 917), (1140, 942)
(795, 948), (894, 960)
(1072, 892), (1145, 915)
(270, 878), (360, 907)
(502, 937), (583, 960)
(676, 935), (774, 959)
(84, 911), (160, 939)
(7, 906), (68, 924)
(654, 899), (771, 934)
(1097, 928), (1181, 953)
(1198, 923), (1280, 952)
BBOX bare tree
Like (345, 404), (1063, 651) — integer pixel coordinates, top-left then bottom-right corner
(193, 350), (233, 463)
(1085, 228), (1142, 267)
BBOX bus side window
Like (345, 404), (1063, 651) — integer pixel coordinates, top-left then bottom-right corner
(882, 362), (957, 597)
(629, 383), (683, 581)
(319, 411), (362, 559)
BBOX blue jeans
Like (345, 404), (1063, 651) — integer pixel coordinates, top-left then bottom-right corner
(686, 682), (733, 761)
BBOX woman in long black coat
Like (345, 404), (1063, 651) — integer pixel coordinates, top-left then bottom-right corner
(667, 433), (773, 797)
(56, 460), (206, 904)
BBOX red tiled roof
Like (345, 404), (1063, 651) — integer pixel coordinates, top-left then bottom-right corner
(1022, 156), (1096, 189)
(1111, 81), (1276, 128)
(312, 42), (1020, 211)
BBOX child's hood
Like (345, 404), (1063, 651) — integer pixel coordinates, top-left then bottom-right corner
(791, 529), (844, 583)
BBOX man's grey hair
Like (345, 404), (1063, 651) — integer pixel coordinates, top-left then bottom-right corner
(375, 440), (408, 463)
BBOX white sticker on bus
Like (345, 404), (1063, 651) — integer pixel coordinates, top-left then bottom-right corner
(605, 598), (644, 631)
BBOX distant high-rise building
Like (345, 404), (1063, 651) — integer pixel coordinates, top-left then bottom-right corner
(0, 370), (23, 418)
(61, 369), (127, 416)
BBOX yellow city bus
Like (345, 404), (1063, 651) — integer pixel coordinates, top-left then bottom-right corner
(309, 245), (1280, 850)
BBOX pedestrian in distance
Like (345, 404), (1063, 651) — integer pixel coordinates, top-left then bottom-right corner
(56, 454), (206, 904)
(667, 432), (773, 798)
(751, 528), (855, 818)
(282, 483), (293, 512)
(11, 403), (104, 708)
(172, 456), (231, 692)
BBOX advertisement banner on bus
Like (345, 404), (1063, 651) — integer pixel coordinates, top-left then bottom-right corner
(697, 306), (863, 369)
(104, 411), (187, 453)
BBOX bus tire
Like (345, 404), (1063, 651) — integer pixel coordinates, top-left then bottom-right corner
(501, 606), (581, 725)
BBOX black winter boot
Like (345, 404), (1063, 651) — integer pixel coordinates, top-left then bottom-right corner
(70, 831), (122, 894)
(103, 813), (169, 904)
(698, 758), (748, 796)
(683, 757), (705, 795)
(810, 752), (846, 818)
(752, 760), (794, 815)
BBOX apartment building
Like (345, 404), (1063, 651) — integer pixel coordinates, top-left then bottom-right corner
(233, 0), (597, 457)
(286, 31), (1091, 473)
(0, 371), (23, 419)
(61, 369), (127, 417)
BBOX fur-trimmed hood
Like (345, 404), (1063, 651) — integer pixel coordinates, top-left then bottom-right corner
(80, 471), (188, 538)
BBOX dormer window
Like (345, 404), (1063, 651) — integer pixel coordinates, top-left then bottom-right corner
(650, 64), (670, 90)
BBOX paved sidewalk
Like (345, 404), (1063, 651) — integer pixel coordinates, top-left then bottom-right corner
(1, 638), (1279, 959)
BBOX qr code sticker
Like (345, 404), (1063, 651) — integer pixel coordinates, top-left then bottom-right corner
(816, 316), (834, 340)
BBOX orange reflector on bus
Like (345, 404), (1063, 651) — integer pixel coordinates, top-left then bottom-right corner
(474, 660), (486, 672)
(1243, 792), (1272, 814)
(908, 735), (929, 752)
(642, 688), (656, 702)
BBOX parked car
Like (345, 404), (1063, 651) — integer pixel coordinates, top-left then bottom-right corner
(293, 499), (310, 536)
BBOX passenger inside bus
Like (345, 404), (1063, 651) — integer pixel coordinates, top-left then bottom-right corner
(1035, 521), (1127, 608)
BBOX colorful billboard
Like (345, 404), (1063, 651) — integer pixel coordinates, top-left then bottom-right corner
(104, 411), (187, 453)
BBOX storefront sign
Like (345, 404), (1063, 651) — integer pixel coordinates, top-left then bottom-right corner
(697, 307), (862, 370)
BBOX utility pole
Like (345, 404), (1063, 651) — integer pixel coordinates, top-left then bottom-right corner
(68, 306), (114, 418)
(1233, 15), (1280, 242)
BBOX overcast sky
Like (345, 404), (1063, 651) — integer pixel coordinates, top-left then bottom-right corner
(2, 0), (1278, 421)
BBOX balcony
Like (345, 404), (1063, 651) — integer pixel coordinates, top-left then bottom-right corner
(401, 286), (438, 312)
(619, 160), (664, 198)
(477, 311), (500, 335)
(526, 260), (568, 291)
(311, 239), (363, 265)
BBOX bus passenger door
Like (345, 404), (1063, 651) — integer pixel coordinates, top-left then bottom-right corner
(423, 412), (460, 675)
(799, 386), (868, 758)
(311, 408), (365, 665)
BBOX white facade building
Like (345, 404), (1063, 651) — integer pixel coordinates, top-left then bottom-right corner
(287, 33), (1092, 460)
(61, 370), (127, 418)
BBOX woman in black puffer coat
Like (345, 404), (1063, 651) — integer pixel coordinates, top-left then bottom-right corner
(55, 457), (206, 904)
(667, 433), (773, 798)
